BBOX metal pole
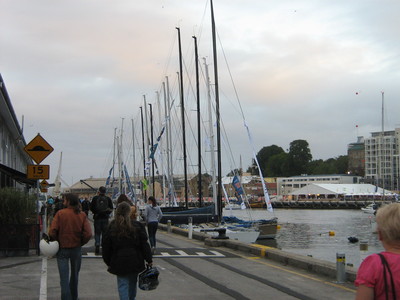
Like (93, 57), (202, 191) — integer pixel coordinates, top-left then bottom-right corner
(149, 103), (155, 197)
(193, 35), (202, 207)
(176, 27), (188, 208)
(336, 253), (346, 283)
(188, 217), (193, 239)
(140, 107), (147, 201)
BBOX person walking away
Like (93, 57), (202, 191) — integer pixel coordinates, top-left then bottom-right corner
(81, 197), (90, 216)
(102, 202), (153, 300)
(144, 196), (162, 253)
(53, 197), (64, 216)
(355, 203), (400, 299)
(49, 193), (92, 300)
(90, 186), (113, 255)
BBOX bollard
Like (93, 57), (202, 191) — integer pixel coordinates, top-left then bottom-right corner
(359, 240), (369, 263)
(167, 220), (172, 233)
(188, 217), (193, 239)
(336, 253), (346, 283)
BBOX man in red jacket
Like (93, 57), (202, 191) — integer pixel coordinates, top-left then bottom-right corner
(49, 193), (92, 300)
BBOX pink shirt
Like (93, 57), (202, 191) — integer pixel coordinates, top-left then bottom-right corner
(355, 252), (400, 300)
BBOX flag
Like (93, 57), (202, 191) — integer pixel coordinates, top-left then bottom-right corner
(124, 164), (136, 202)
(141, 178), (148, 190)
(105, 166), (113, 186)
(232, 175), (244, 196)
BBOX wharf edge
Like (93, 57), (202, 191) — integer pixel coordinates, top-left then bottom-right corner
(158, 223), (358, 282)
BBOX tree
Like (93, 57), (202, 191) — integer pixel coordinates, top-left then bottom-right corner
(267, 152), (288, 176)
(287, 140), (312, 176)
(256, 145), (285, 176)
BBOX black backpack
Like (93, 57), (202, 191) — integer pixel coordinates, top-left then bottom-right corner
(95, 195), (110, 214)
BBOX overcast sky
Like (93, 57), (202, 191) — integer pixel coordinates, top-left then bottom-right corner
(1, 0), (399, 187)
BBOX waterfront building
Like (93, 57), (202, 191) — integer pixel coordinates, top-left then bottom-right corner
(0, 74), (34, 190)
(277, 174), (362, 199)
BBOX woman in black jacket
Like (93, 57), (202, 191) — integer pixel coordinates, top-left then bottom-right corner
(102, 202), (153, 300)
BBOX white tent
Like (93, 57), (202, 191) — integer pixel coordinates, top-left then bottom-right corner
(289, 183), (395, 199)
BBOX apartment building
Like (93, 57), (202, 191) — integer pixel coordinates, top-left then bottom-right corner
(364, 128), (400, 191)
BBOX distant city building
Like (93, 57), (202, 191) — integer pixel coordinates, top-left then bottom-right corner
(347, 136), (365, 176)
(364, 128), (400, 191)
(0, 74), (34, 190)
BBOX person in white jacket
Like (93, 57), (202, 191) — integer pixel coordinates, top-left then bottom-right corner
(144, 196), (163, 253)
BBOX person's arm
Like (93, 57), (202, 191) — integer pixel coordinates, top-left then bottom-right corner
(48, 212), (59, 241)
(157, 206), (163, 221)
(138, 222), (153, 263)
(90, 197), (96, 214)
(81, 216), (92, 245)
(355, 285), (374, 300)
(108, 197), (113, 210)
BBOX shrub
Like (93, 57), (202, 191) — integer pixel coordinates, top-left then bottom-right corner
(0, 187), (37, 224)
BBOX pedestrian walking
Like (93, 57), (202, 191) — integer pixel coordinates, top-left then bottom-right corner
(90, 186), (113, 255)
(102, 202), (153, 300)
(144, 196), (162, 253)
(355, 203), (400, 300)
(49, 193), (92, 300)
(80, 197), (90, 216)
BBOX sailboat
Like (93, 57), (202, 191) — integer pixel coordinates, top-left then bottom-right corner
(147, 1), (278, 243)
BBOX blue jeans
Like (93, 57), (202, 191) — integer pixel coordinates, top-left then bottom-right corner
(117, 273), (138, 300)
(94, 218), (109, 246)
(56, 247), (82, 300)
(147, 222), (158, 248)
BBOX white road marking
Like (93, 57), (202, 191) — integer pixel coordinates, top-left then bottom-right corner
(39, 257), (47, 300)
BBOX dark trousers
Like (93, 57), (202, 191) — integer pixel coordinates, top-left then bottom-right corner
(147, 222), (158, 248)
(94, 218), (109, 247)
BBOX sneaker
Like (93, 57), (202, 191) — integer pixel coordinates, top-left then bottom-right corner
(95, 246), (100, 255)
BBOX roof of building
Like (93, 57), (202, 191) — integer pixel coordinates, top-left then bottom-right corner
(289, 183), (395, 196)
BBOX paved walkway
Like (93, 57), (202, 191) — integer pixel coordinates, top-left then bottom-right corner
(1, 227), (357, 300)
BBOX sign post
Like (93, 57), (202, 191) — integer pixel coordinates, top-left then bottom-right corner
(24, 133), (54, 235)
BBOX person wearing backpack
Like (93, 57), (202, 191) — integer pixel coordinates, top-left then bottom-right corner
(90, 186), (113, 255)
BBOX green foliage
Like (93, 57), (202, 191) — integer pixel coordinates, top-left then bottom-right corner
(266, 152), (288, 176)
(0, 187), (37, 225)
(256, 145), (285, 176)
(253, 139), (348, 177)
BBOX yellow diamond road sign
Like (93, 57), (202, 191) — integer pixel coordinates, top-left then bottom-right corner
(24, 134), (54, 164)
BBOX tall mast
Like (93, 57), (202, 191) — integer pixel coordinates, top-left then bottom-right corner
(176, 27), (188, 208)
(140, 106), (147, 201)
(162, 82), (171, 204)
(149, 103), (155, 197)
(381, 91), (385, 199)
(193, 35), (202, 207)
(166, 76), (175, 205)
(118, 118), (124, 194)
(157, 91), (166, 202)
(204, 58), (217, 208)
(53, 152), (63, 197)
(210, 0), (223, 220)
(131, 118), (136, 202)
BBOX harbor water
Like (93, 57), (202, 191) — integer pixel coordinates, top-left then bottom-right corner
(223, 208), (383, 269)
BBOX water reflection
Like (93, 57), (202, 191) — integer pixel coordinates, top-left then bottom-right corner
(223, 208), (384, 268)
